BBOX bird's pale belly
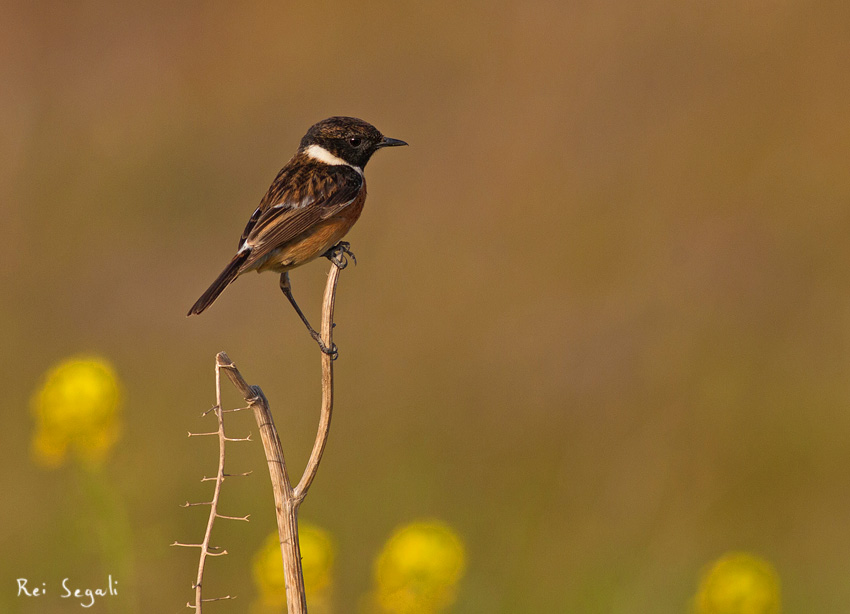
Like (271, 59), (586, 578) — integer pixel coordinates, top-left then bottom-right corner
(254, 214), (359, 274)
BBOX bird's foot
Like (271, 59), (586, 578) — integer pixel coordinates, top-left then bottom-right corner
(310, 330), (339, 360)
(324, 242), (356, 269)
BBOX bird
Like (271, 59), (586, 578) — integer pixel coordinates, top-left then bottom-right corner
(187, 116), (407, 355)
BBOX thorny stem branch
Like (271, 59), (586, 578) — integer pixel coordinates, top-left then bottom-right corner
(173, 359), (250, 611)
(192, 365), (229, 609)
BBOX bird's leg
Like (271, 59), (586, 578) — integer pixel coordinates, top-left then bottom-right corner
(323, 241), (356, 269)
(279, 272), (338, 359)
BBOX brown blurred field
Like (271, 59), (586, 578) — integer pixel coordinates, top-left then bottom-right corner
(3, 1), (850, 612)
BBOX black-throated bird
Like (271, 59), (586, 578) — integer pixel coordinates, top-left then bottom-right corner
(187, 116), (407, 355)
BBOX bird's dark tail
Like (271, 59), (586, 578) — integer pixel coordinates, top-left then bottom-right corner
(187, 252), (249, 316)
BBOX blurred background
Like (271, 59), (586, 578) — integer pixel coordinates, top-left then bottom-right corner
(2, 1), (849, 612)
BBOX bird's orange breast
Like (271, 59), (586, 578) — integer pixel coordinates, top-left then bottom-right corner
(256, 190), (366, 273)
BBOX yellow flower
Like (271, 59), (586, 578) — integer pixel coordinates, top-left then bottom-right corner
(30, 356), (122, 468)
(252, 524), (335, 612)
(372, 520), (466, 614)
(695, 552), (781, 614)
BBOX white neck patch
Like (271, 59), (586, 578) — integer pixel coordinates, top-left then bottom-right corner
(304, 144), (363, 175)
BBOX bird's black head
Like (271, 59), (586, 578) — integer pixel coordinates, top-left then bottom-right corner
(299, 116), (407, 169)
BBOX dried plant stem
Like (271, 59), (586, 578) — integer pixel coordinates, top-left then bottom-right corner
(173, 360), (252, 610)
(217, 256), (344, 614)
(193, 379), (228, 609)
(296, 255), (339, 501)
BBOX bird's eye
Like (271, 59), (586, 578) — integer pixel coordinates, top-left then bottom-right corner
(348, 137), (362, 147)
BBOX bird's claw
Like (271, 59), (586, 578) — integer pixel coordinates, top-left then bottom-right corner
(310, 331), (339, 360)
(324, 242), (356, 269)
(319, 341), (339, 360)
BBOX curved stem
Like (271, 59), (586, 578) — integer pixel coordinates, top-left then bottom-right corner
(294, 260), (341, 502)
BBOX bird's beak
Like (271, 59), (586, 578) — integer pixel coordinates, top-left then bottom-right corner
(376, 136), (408, 148)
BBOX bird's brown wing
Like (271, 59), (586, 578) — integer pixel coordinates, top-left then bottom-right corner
(238, 163), (363, 267)
(237, 205), (263, 250)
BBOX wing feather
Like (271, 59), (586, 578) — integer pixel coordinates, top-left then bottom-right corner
(237, 205), (263, 250)
(241, 163), (362, 266)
